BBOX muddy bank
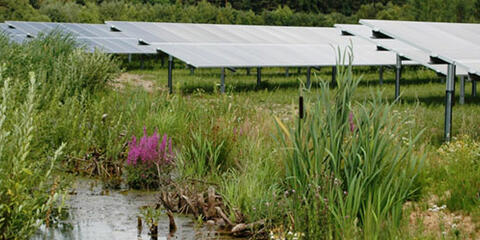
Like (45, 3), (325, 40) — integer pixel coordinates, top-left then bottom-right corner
(32, 179), (236, 240)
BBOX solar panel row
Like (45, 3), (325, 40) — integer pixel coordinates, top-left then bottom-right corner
(334, 24), (466, 76)
(0, 23), (28, 43)
(360, 20), (480, 76)
(107, 21), (408, 68)
(5, 21), (156, 54)
(358, 19), (480, 142)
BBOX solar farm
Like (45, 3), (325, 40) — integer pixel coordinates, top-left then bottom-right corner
(2, 18), (480, 239)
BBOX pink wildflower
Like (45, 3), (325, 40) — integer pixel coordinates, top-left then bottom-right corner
(127, 126), (175, 166)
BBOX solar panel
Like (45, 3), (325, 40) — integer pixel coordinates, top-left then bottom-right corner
(107, 21), (416, 68)
(153, 42), (408, 68)
(359, 19), (479, 75)
(0, 23), (28, 43)
(359, 19), (480, 142)
(334, 24), (465, 76)
(5, 21), (156, 54)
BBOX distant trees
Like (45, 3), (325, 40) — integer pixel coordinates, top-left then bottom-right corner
(1, 0), (480, 25)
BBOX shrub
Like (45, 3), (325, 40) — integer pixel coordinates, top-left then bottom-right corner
(0, 72), (66, 239)
(126, 127), (174, 189)
(276, 48), (424, 239)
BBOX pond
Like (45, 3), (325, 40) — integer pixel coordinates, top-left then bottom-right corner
(32, 179), (236, 240)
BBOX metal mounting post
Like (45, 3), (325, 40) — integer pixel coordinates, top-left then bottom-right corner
(168, 55), (173, 94)
(285, 67), (289, 77)
(190, 66), (194, 75)
(246, 68), (250, 76)
(395, 54), (402, 100)
(332, 66), (337, 87)
(473, 78), (477, 97)
(460, 76), (465, 105)
(306, 67), (312, 88)
(379, 66), (384, 85)
(257, 67), (262, 87)
(128, 54), (132, 63)
(444, 63), (456, 142)
(220, 67), (226, 94)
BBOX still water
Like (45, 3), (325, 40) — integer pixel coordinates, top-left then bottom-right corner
(32, 179), (234, 240)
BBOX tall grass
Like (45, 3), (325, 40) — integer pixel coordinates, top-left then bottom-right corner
(276, 50), (424, 238)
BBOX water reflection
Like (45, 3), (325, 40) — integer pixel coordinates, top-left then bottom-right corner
(32, 179), (232, 240)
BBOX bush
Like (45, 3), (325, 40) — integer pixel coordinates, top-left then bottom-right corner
(0, 72), (66, 239)
(0, 32), (123, 238)
(276, 49), (424, 239)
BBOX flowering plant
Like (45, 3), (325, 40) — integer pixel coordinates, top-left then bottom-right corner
(125, 127), (174, 189)
(127, 127), (174, 166)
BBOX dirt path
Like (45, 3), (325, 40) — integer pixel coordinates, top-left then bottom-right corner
(111, 73), (162, 93)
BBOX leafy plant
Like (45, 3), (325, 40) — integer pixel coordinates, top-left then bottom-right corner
(177, 131), (227, 179)
(0, 72), (66, 239)
(276, 48), (424, 239)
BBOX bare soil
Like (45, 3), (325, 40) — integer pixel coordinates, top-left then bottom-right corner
(111, 73), (164, 93)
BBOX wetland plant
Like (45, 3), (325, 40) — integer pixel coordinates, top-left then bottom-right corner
(126, 127), (175, 189)
(276, 49), (424, 239)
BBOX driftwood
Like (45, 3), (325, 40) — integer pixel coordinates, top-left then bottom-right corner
(231, 220), (266, 237)
(157, 185), (267, 238)
(166, 210), (177, 234)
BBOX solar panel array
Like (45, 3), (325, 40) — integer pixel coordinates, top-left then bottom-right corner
(357, 19), (480, 141)
(0, 23), (29, 43)
(5, 21), (156, 54)
(360, 19), (479, 76)
(107, 21), (411, 68)
(334, 24), (468, 76)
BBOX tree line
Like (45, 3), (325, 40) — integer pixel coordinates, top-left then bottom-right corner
(1, 0), (479, 26)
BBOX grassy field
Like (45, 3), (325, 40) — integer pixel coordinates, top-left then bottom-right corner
(1, 35), (480, 239)
(129, 63), (480, 144)
(124, 64), (480, 238)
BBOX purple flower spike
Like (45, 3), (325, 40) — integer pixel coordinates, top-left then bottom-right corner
(348, 112), (355, 133)
(127, 127), (175, 167)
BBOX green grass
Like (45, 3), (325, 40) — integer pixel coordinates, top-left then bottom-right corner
(126, 63), (480, 238)
(129, 63), (480, 145)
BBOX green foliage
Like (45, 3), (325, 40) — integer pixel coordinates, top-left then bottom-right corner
(125, 164), (163, 189)
(0, 31), (122, 239)
(276, 50), (424, 238)
(427, 136), (480, 211)
(0, 0), (49, 22)
(0, 32), (120, 99)
(4, 0), (480, 27)
(177, 131), (227, 178)
(0, 72), (66, 239)
(3, 0), (480, 29)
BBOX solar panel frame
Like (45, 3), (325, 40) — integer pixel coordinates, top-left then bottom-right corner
(360, 19), (480, 75)
(334, 24), (465, 76)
